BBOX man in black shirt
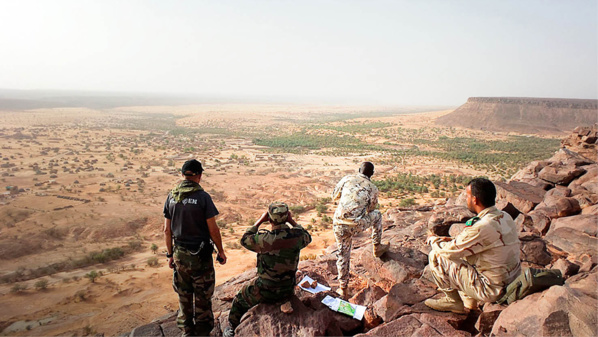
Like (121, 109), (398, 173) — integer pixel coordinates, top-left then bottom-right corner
(163, 159), (227, 336)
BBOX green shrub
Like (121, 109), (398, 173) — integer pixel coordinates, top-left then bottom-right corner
(399, 198), (416, 207)
(147, 257), (160, 267)
(34, 279), (49, 290)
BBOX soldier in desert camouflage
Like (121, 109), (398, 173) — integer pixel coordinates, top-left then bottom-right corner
(425, 178), (521, 313)
(223, 202), (311, 337)
(332, 161), (388, 298)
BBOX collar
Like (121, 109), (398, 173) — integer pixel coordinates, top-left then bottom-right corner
(357, 173), (371, 181)
(477, 206), (498, 219)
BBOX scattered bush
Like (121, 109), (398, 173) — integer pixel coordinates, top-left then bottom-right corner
(10, 283), (27, 293)
(399, 198), (416, 207)
(34, 279), (49, 290)
(147, 257), (160, 267)
(85, 270), (99, 283)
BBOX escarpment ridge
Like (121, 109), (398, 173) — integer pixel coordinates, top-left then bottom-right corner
(436, 97), (598, 134)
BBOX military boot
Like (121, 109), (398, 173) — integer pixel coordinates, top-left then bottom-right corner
(373, 243), (389, 258)
(424, 289), (466, 314)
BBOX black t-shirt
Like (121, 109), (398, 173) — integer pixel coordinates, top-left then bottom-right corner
(163, 190), (219, 245)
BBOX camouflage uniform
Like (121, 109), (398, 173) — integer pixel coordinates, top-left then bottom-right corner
(427, 206), (521, 303)
(164, 179), (220, 336)
(172, 245), (215, 336)
(332, 173), (382, 289)
(228, 223), (311, 328)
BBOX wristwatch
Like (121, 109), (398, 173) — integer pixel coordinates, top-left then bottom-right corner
(166, 252), (173, 258)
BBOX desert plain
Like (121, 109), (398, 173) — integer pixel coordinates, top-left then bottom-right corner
(0, 104), (561, 336)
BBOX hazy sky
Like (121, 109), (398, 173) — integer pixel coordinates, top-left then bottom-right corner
(0, 0), (596, 105)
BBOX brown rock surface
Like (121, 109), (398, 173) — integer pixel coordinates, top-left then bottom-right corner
(538, 164), (586, 185)
(234, 296), (343, 337)
(561, 124), (598, 161)
(495, 180), (546, 214)
(427, 206), (474, 236)
(520, 237), (553, 266)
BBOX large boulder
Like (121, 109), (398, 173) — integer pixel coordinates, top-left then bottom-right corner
(545, 227), (598, 259)
(538, 186), (571, 208)
(550, 258), (581, 279)
(520, 236), (553, 266)
(427, 206), (475, 236)
(522, 208), (554, 235)
(350, 285), (388, 330)
(548, 214), (598, 237)
(372, 278), (437, 322)
(495, 181), (546, 214)
(547, 147), (595, 167)
(355, 245), (428, 286)
(234, 295), (344, 337)
(510, 160), (551, 181)
(561, 125), (598, 162)
(538, 164), (586, 185)
(573, 164), (598, 186)
(491, 270), (597, 337)
(356, 312), (471, 337)
(475, 303), (505, 336)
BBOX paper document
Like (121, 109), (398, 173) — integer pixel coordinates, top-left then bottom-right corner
(321, 295), (367, 320)
(297, 275), (331, 294)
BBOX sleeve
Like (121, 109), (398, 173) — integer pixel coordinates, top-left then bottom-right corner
(432, 223), (491, 260)
(240, 225), (262, 253)
(163, 195), (172, 219)
(368, 185), (379, 212)
(293, 225), (312, 249)
(204, 193), (219, 219)
(332, 177), (347, 202)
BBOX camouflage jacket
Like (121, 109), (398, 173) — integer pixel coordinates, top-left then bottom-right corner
(429, 206), (521, 287)
(332, 173), (379, 226)
(241, 223), (312, 288)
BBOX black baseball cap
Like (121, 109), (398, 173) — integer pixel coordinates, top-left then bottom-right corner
(181, 159), (204, 176)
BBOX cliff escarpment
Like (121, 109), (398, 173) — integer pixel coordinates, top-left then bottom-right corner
(436, 97), (598, 134)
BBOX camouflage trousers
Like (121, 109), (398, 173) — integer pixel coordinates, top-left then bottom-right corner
(428, 249), (505, 303)
(173, 246), (215, 336)
(228, 278), (294, 329)
(333, 210), (382, 288)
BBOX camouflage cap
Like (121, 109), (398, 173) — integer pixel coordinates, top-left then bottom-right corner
(268, 201), (289, 225)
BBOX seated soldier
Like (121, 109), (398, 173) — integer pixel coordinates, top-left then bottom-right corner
(223, 202), (312, 337)
(425, 178), (521, 313)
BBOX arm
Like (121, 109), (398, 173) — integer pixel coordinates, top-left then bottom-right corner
(240, 212), (269, 252)
(429, 225), (489, 260)
(287, 211), (312, 249)
(332, 177), (346, 202)
(207, 217), (227, 264)
(163, 218), (175, 269)
(368, 186), (379, 212)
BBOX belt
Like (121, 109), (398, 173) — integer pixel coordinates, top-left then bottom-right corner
(174, 240), (212, 255)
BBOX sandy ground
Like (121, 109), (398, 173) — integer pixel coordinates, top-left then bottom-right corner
(0, 104), (500, 336)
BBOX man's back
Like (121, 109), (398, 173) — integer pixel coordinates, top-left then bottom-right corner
(164, 188), (218, 244)
(241, 224), (311, 286)
(332, 173), (378, 225)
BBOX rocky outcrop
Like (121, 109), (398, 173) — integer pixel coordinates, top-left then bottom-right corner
(126, 127), (598, 337)
(436, 97), (598, 134)
(561, 124), (598, 161)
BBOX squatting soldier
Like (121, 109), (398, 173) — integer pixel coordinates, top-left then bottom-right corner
(163, 159), (227, 336)
(332, 161), (388, 298)
(223, 202), (311, 337)
(425, 178), (521, 313)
